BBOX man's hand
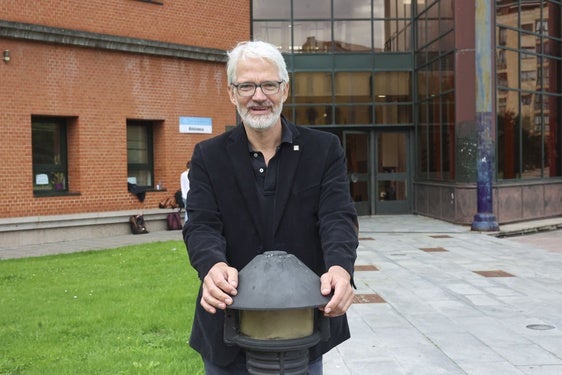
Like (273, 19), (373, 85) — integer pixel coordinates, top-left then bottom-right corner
(201, 262), (238, 314)
(319, 265), (354, 317)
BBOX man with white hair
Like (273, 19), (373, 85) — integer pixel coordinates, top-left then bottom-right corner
(183, 40), (358, 374)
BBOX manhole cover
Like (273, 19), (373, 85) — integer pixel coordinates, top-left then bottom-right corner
(526, 324), (555, 330)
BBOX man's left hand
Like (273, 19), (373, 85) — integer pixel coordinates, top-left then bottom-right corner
(319, 265), (354, 317)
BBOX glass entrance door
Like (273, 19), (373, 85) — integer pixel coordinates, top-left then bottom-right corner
(375, 131), (410, 214)
(343, 130), (411, 215)
(344, 131), (371, 215)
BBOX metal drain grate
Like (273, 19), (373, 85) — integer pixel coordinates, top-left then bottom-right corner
(352, 294), (385, 304)
(473, 270), (515, 277)
(355, 265), (378, 271)
(420, 247), (448, 252)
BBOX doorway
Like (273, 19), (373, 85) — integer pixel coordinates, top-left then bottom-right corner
(344, 131), (370, 215)
(375, 132), (410, 214)
(343, 130), (411, 215)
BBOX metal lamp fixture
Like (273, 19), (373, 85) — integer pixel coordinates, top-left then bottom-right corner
(224, 251), (330, 375)
(3, 50), (10, 63)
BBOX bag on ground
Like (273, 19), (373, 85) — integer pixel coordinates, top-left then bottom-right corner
(129, 214), (149, 234)
(167, 211), (182, 230)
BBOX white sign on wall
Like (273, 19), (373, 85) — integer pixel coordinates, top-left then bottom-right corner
(179, 116), (212, 134)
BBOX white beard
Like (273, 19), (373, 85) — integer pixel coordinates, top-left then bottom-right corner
(237, 102), (283, 131)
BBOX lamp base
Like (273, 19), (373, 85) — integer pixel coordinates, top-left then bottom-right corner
(246, 349), (308, 375)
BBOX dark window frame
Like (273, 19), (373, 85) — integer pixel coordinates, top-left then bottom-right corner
(32, 116), (69, 195)
(127, 120), (155, 189)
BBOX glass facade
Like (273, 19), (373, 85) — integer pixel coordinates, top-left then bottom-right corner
(285, 70), (412, 126)
(253, 0), (415, 127)
(496, 0), (562, 179)
(415, 0), (455, 181)
(253, 0), (562, 221)
(253, 0), (416, 53)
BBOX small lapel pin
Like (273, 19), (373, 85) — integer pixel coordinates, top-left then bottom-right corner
(293, 145), (300, 151)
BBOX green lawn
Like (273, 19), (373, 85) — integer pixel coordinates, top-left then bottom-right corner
(0, 241), (204, 375)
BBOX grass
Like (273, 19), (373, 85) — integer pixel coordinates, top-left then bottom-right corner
(0, 241), (204, 375)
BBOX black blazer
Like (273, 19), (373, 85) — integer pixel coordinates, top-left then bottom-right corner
(183, 119), (358, 366)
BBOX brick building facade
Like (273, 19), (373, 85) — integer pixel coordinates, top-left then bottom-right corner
(0, 1), (250, 246)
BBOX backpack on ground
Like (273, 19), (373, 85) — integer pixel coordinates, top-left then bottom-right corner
(129, 214), (149, 234)
(167, 211), (182, 230)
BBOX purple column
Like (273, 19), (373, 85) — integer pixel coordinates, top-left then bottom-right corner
(471, 0), (499, 231)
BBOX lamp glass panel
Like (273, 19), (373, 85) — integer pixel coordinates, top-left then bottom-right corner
(239, 309), (313, 340)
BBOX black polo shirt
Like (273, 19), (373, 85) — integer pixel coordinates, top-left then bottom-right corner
(248, 122), (294, 251)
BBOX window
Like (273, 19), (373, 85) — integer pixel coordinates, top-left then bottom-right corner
(497, 72), (508, 87)
(535, 20), (548, 35)
(521, 47), (536, 59)
(415, 0), (456, 181)
(496, 0), (562, 180)
(292, 72), (332, 125)
(374, 71), (412, 124)
(521, 70), (536, 81)
(32, 116), (69, 194)
(498, 97), (507, 112)
(252, 0), (413, 53)
(497, 49), (507, 69)
(127, 120), (154, 188)
(498, 26), (507, 45)
(534, 94), (548, 110)
(496, 0), (562, 179)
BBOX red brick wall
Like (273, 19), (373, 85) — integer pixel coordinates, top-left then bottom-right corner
(1, 0), (249, 50)
(0, 1), (250, 219)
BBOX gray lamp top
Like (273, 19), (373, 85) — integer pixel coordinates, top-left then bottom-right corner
(229, 251), (330, 310)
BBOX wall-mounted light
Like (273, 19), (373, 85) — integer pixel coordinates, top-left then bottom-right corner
(3, 50), (10, 63)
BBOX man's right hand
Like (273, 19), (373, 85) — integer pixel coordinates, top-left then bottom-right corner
(201, 262), (239, 314)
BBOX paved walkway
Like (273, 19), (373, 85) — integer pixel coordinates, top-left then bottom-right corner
(327, 216), (562, 375)
(2, 215), (562, 374)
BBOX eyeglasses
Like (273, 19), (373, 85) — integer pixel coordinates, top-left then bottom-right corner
(232, 81), (284, 97)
